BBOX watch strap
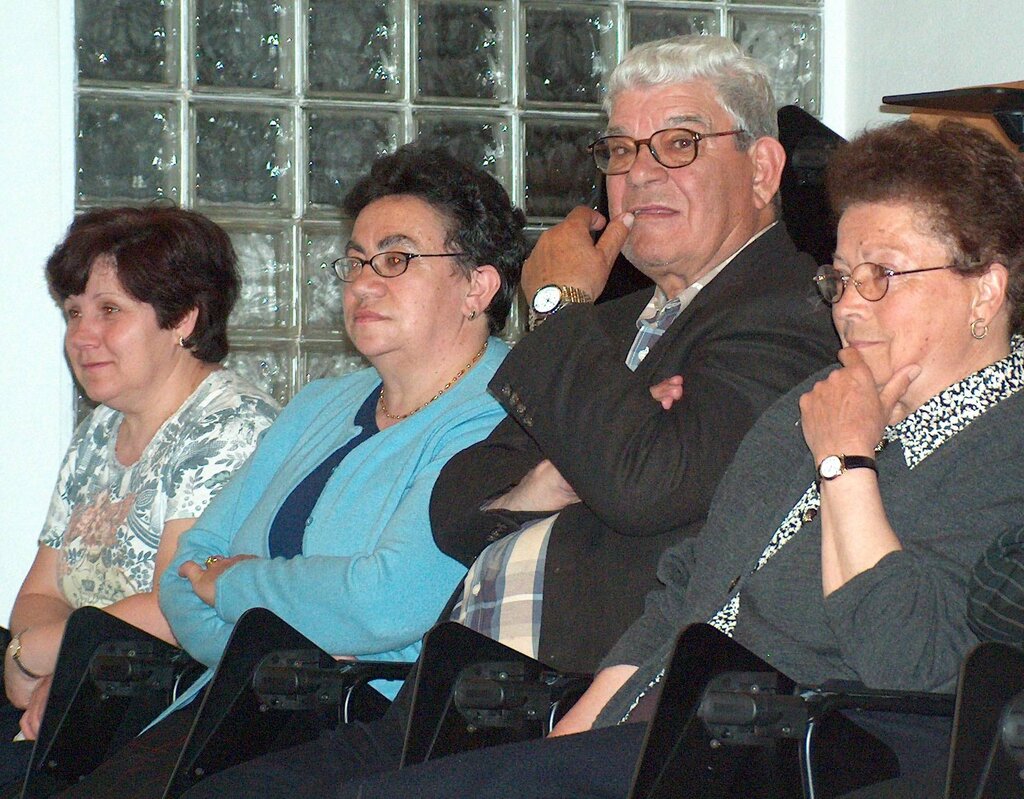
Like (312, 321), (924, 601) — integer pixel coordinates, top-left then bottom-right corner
(8, 631), (45, 680)
(556, 285), (592, 305)
(528, 285), (593, 330)
(816, 454), (878, 488)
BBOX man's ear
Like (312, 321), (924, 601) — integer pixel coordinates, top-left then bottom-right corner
(748, 136), (786, 211)
(466, 264), (502, 317)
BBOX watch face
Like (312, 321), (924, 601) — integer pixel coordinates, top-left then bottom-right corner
(818, 455), (843, 480)
(532, 285), (562, 313)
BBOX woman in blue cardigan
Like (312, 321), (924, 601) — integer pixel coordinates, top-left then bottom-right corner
(54, 144), (527, 799)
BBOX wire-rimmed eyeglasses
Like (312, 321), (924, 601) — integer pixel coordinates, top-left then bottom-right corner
(330, 251), (461, 282)
(587, 127), (746, 175)
(813, 261), (956, 304)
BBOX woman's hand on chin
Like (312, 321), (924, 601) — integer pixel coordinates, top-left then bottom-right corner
(799, 347), (920, 461)
(178, 553), (258, 607)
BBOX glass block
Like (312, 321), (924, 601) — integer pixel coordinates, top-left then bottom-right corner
(500, 294), (526, 346)
(301, 345), (369, 385)
(731, 11), (821, 114)
(77, 97), (179, 203)
(302, 222), (351, 335)
(194, 104), (293, 207)
(308, 0), (400, 96)
(414, 114), (511, 188)
(416, 1), (509, 102)
(194, 0), (292, 90)
(524, 119), (600, 220)
(627, 7), (720, 48)
(732, 0), (820, 5)
(77, 0), (177, 85)
(306, 111), (399, 210)
(225, 226), (294, 330)
(523, 4), (615, 106)
(223, 344), (293, 405)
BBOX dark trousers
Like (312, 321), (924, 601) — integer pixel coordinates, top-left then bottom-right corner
(182, 709), (949, 799)
(53, 705), (196, 799)
(1, 626), (34, 792)
(838, 770), (947, 799)
(182, 696), (408, 798)
(0, 700), (33, 790)
(312, 720), (942, 799)
(334, 723), (648, 799)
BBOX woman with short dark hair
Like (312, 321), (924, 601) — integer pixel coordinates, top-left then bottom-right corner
(2, 206), (278, 786)
(45, 205), (242, 363)
(46, 144), (527, 799)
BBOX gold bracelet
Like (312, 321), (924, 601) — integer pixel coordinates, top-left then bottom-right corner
(8, 630), (45, 680)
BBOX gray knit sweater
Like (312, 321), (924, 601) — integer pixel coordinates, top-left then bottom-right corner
(598, 343), (1024, 726)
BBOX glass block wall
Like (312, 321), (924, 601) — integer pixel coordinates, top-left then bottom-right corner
(75, 0), (822, 406)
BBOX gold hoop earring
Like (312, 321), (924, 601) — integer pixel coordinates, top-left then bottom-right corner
(970, 319), (988, 340)
(468, 310), (478, 321)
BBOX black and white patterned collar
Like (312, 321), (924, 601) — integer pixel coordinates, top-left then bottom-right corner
(884, 335), (1024, 468)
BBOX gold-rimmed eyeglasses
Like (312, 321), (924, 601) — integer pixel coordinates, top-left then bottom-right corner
(330, 251), (461, 282)
(587, 127), (746, 175)
(813, 261), (956, 304)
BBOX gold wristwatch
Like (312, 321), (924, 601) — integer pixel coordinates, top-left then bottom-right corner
(528, 284), (593, 330)
(815, 454), (877, 488)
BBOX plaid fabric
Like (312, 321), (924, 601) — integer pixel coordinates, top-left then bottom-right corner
(625, 227), (766, 371)
(969, 526), (1024, 644)
(451, 515), (557, 658)
(625, 297), (684, 371)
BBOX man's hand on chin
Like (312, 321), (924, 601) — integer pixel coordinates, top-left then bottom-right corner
(522, 206), (634, 300)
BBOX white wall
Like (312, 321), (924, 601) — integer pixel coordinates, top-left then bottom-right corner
(827, 0), (1024, 137)
(0, 1), (75, 625)
(1, 0), (1024, 624)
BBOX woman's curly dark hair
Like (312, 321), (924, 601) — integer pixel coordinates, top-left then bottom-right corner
(46, 206), (240, 362)
(827, 120), (1024, 335)
(343, 144), (527, 334)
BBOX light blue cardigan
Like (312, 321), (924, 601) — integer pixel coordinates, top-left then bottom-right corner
(158, 338), (509, 710)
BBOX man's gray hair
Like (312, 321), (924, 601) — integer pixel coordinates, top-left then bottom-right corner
(605, 35), (778, 144)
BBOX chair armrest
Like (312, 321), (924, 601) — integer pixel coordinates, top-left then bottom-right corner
(89, 639), (203, 699)
(451, 659), (591, 732)
(252, 648), (413, 711)
(800, 680), (956, 718)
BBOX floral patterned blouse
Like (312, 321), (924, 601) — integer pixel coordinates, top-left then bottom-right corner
(39, 369), (278, 609)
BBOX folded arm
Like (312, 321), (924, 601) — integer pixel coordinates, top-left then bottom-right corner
(163, 441), (468, 667)
(5, 547), (73, 708)
(506, 315), (822, 538)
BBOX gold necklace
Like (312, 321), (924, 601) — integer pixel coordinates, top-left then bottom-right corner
(378, 341), (488, 421)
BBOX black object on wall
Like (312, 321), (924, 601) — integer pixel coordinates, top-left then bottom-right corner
(882, 87), (1024, 152)
(777, 104), (845, 269)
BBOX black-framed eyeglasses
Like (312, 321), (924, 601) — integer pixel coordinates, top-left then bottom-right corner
(813, 261), (956, 304)
(587, 127), (746, 175)
(330, 251), (461, 282)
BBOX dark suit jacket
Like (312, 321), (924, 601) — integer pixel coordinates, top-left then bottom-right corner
(429, 223), (838, 672)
